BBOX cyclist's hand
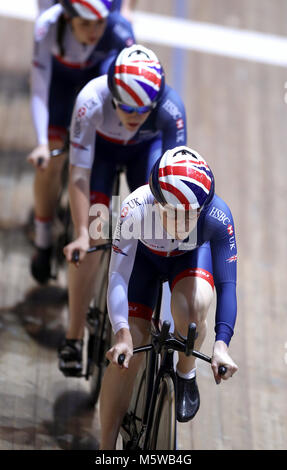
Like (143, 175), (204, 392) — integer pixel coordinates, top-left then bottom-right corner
(106, 328), (133, 369)
(27, 144), (50, 170)
(211, 340), (238, 384)
(64, 235), (90, 265)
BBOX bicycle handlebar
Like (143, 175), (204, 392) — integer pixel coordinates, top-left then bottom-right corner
(36, 136), (70, 167)
(71, 243), (112, 263)
(117, 321), (227, 376)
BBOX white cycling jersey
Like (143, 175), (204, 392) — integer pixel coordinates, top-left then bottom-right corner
(108, 184), (198, 333)
(31, 4), (100, 144)
(69, 75), (149, 169)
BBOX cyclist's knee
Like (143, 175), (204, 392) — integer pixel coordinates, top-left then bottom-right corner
(129, 317), (150, 348)
(189, 287), (212, 322)
(172, 276), (213, 323)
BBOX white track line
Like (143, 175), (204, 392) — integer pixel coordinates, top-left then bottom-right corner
(134, 12), (287, 67)
(1, 1), (287, 67)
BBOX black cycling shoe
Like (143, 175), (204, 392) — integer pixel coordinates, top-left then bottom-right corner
(30, 246), (52, 284)
(58, 339), (83, 377)
(176, 373), (200, 422)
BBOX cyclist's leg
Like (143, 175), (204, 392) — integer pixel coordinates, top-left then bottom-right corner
(65, 154), (116, 341)
(169, 242), (214, 373)
(34, 130), (67, 220)
(99, 316), (151, 450)
(100, 245), (161, 450)
(168, 243), (214, 422)
(31, 129), (67, 283)
(31, 61), (76, 282)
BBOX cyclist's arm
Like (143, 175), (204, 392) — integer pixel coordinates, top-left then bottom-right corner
(208, 208), (238, 381)
(107, 215), (139, 334)
(30, 20), (53, 146)
(69, 79), (103, 169)
(66, 81), (103, 258)
(157, 87), (187, 152)
(69, 165), (91, 239)
(209, 210), (237, 346)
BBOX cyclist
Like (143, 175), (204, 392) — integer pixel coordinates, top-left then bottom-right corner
(59, 44), (187, 377)
(27, 0), (135, 284)
(99, 146), (238, 450)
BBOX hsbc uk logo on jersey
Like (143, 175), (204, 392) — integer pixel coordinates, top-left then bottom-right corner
(209, 207), (231, 225)
(227, 224), (236, 251)
(227, 224), (233, 236)
(209, 206), (236, 254)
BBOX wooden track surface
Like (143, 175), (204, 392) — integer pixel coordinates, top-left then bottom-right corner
(0, 1), (287, 450)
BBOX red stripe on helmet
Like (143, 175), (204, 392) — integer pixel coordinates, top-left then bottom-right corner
(115, 64), (161, 87)
(71, 0), (102, 18)
(159, 181), (190, 207)
(176, 159), (209, 169)
(159, 166), (211, 192)
(114, 78), (144, 106)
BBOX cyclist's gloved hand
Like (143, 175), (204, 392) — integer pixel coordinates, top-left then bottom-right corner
(64, 233), (90, 265)
(27, 144), (50, 170)
(211, 340), (238, 384)
(106, 328), (133, 369)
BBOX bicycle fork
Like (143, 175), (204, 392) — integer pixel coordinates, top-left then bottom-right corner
(142, 349), (177, 449)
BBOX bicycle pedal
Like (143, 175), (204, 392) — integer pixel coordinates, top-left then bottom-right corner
(59, 360), (83, 378)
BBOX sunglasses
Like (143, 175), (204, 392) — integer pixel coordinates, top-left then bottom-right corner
(113, 98), (155, 115)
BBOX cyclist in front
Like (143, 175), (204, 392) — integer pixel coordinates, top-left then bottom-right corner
(27, 0), (135, 284)
(99, 146), (238, 450)
(60, 44), (187, 376)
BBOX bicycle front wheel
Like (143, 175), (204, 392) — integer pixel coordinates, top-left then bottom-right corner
(148, 375), (176, 450)
(88, 249), (111, 406)
(88, 308), (111, 406)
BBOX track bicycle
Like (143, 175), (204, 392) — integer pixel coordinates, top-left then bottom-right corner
(67, 242), (112, 406)
(64, 166), (125, 406)
(118, 281), (227, 450)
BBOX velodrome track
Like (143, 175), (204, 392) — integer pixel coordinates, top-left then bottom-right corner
(0, 0), (286, 450)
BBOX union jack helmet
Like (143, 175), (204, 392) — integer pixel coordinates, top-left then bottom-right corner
(60, 0), (113, 19)
(149, 146), (215, 210)
(108, 44), (165, 107)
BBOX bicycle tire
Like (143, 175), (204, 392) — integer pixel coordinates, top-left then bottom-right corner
(148, 375), (176, 450)
(89, 308), (111, 406)
(88, 249), (111, 406)
(120, 364), (146, 449)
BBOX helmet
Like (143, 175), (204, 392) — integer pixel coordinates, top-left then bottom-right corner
(60, 0), (113, 19)
(149, 146), (215, 210)
(108, 44), (165, 110)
